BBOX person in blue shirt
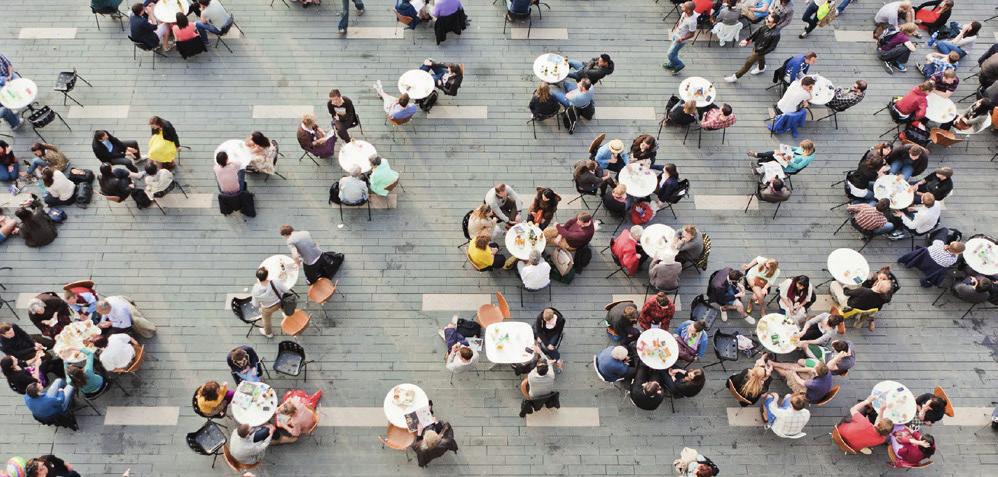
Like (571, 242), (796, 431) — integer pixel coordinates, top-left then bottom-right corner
(0, 53), (18, 87)
(593, 139), (629, 174)
(596, 345), (634, 382)
(675, 320), (708, 360)
(507, 0), (531, 15)
(550, 78), (594, 109)
(24, 380), (75, 421)
(372, 80), (418, 122)
(128, 3), (160, 50)
(748, 139), (816, 175)
(395, 0), (423, 29)
(784, 52), (817, 83)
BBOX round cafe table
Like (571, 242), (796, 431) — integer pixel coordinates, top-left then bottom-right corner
(153, 0), (190, 23)
(338, 140), (377, 174)
(639, 223), (677, 262)
(214, 139), (253, 170)
(963, 237), (998, 276)
(398, 69), (435, 100)
(259, 254), (299, 290)
(925, 93), (958, 124)
(618, 162), (657, 198)
(230, 381), (278, 427)
(52, 320), (100, 356)
(0, 78), (38, 110)
(383, 383), (430, 428)
(826, 248), (870, 286)
(678, 76), (716, 108)
(533, 53), (569, 84)
(798, 74), (834, 106)
(871, 380), (917, 424)
(504, 222), (546, 261)
(484, 321), (535, 364)
(635, 328), (679, 370)
(755, 313), (800, 354)
(873, 174), (914, 209)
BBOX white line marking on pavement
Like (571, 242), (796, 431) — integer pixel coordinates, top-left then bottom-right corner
(19, 28), (77, 39)
(421, 294), (491, 311)
(347, 27), (404, 39)
(942, 407), (994, 426)
(16, 292), (36, 309)
(427, 106), (488, 119)
(252, 105), (314, 119)
(67, 105), (130, 119)
(104, 406), (180, 426)
(155, 193), (214, 208)
(525, 407), (600, 427)
(318, 407), (386, 427)
(727, 407), (762, 426)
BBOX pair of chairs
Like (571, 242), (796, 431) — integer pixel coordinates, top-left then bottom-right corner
(501, 0), (551, 38)
(129, 18), (240, 68)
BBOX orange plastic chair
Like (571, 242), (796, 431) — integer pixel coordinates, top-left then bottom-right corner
(933, 386), (955, 417)
(815, 385), (841, 407)
(307, 278), (337, 319)
(379, 424), (416, 461)
(113, 341), (145, 374)
(281, 309), (312, 337)
(830, 426), (859, 455)
(223, 444), (261, 472)
(519, 378), (530, 399)
(477, 292), (511, 328)
(726, 377), (753, 406)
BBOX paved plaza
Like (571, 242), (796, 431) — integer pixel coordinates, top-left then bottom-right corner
(1, 0), (997, 475)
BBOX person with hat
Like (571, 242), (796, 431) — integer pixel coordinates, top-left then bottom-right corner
(594, 139), (629, 174)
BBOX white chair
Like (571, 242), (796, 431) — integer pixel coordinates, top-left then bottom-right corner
(953, 114), (992, 153)
(711, 22), (742, 47)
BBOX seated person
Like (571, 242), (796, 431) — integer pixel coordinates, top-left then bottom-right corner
(395, 0), (429, 28)
(771, 360), (832, 403)
(639, 292), (676, 331)
(761, 392), (810, 437)
(25, 143), (70, 177)
(91, 130), (140, 172)
(778, 275), (814, 321)
(566, 54), (614, 84)
(663, 367), (706, 398)
(740, 0), (773, 21)
(945, 99), (991, 132)
(534, 308), (565, 362)
(847, 148), (891, 203)
(94, 297), (134, 336)
(543, 212), (595, 252)
(129, 2), (160, 50)
(649, 256), (682, 293)
(748, 139), (815, 176)
(227, 345), (263, 384)
(99, 333), (137, 371)
(953, 275), (993, 303)
(372, 81), (418, 122)
(910, 168), (953, 204)
(0, 141), (18, 182)
(673, 447), (719, 477)
(526, 359), (556, 399)
(889, 427), (936, 467)
(195, 380), (232, 417)
(913, 0), (952, 33)
(928, 69), (959, 97)
(27, 293), (71, 339)
(573, 159), (610, 196)
(0, 208), (16, 243)
(485, 183), (523, 225)
(97, 163), (135, 202)
(932, 20), (980, 59)
(776, 76), (815, 114)
(467, 232), (505, 272)
(244, 132), (277, 175)
(796, 312), (844, 351)
(602, 183), (628, 216)
(630, 363), (665, 410)
(673, 224), (702, 264)
(830, 270), (893, 313)
(595, 345), (635, 382)
(759, 176), (791, 202)
(196, 0), (234, 38)
(529, 83), (561, 118)
(0, 322), (49, 361)
(2, 355), (47, 395)
(913, 392), (948, 427)
(630, 135), (658, 167)
(837, 394), (894, 452)
(23, 380), (74, 422)
(297, 113), (336, 159)
(664, 98), (699, 127)
(411, 420), (458, 468)
(898, 239), (963, 287)
(610, 225), (645, 276)
(728, 356), (773, 405)
(273, 389), (322, 443)
(847, 200), (896, 237)
(826, 80), (868, 112)
(594, 139), (629, 174)
(420, 60), (462, 96)
(700, 103), (736, 130)
(741, 256), (781, 316)
(607, 301), (640, 344)
(466, 204), (498, 241)
(440, 316), (479, 372)
(517, 250), (551, 291)
(171, 11), (201, 45)
(528, 187), (560, 229)
(655, 163), (682, 205)
(550, 78), (595, 115)
(213, 151), (243, 195)
(708, 268), (747, 321)
(229, 423), (274, 465)
(917, 51), (960, 79)
(63, 347), (106, 398)
(826, 340), (856, 375)
(893, 81), (933, 122)
(142, 162), (175, 198)
(367, 156), (399, 197)
(333, 168), (369, 206)
(674, 319), (708, 362)
(41, 168), (76, 207)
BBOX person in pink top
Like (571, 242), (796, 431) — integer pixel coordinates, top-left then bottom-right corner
(273, 389), (322, 444)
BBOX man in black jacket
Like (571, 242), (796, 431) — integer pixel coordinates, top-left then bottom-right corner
(128, 3), (160, 50)
(725, 15), (781, 82)
(0, 322), (50, 361)
(327, 89), (360, 142)
(567, 54), (614, 84)
(91, 130), (140, 172)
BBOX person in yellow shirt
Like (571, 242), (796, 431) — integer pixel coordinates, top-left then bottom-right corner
(467, 233), (505, 271)
(147, 116), (179, 169)
(195, 380), (230, 417)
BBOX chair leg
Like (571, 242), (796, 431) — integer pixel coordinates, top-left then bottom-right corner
(829, 201), (850, 211)
(175, 182), (189, 199)
(743, 195), (753, 213)
(153, 200), (166, 215)
(931, 286), (947, 306)
(657, 120), (664, 140)
(367, 198), (372, 221)
(772, 201), (781, 219)
(697, 126), (703, 149)
(833, 217), (850, 235)
(605, 267), (624, 279)
(682, 124), (692, 145)
(95, 13), (101, 31)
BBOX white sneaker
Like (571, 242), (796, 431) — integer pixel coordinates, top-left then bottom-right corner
(450, 314), (459, 325)
(744, 316), (756, 325)
(724, 74), (737, 83)
(258, 328), (274, 338)
(437, 329), (446, 341)
(749, 66), (766, 75)
(721, 309), (729, 322)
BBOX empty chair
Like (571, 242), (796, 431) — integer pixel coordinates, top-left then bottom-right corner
(307, 277), (337, 320)
(186, 421), (227, 468)
(273, 340), (315, 381)
(281, 309), (312, 337)
(231, 295), (263, 337)
(53, 69), (92, 107)
(477, 291), (510, 328)
(24, 105), (72, 142)
(379, 424), (416, 461)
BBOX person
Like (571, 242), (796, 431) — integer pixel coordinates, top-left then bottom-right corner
(663, 367), (706, 398)
(142, 162), (174, 198)
(946, 99), (992, 132)
(244, 131), (277, 176)
(15, 198), (57, 248)
(919, 52), (960, 85)
(603, 183), (628, 216)
(484, 183), (523, 225)
(898, 239), (964, 287)
(769, 0), (793, 29)
(796, 312), (844, 351)
(913, 0), (952, 33)
(771, 360), (832, 403)
(891, 428), (936, 466)
(544, 212), (595, 251)
(0, 208), (16, 243)
(467, 204), (497, 241)
(980, 45), (998, 92)
(759, 174), (790, 200)
(630, 364), (665, 410)
(362, 156), (398, 198)
(675, 319), (708, 361)
(213, 151), (242, 195)
(335, 168), (369, 205)
(442, 317), (479, 373)
(741, 256), (780, 315)
(573, 159), (611, 196)
(709, 268), (747, 321)
(419, 60), (463, 96)
(40, 168), (76, 207)
(129, 3), (160, 50)
(528, 187), (560, 229)
(650, 254), (682, 292)
(24, 455), (82, 477)
(337, 0), (365, 35)
(395, 0), (426, 28)
(229, 423), (274, 465)
(594, 139), (629, 174)
(550, 77), (594, 111)
(2, 355), (47, 395)
(171, 11), (201, 46)
(100, 333), (137, 371)
(740, 0), (774, 22)
(517, 250), (551, 291)
(716, 0), (741, 27)
(673, 447), (719, 476)
(875, 1), (915, 34)
(27, 293), (71, 339)
(250, 267), (288, 339)
(762, 392), (811, 437)
(297, 113), (336, 159)
(326, 89), (360, 142)
(826, 339), (856, 375)
(665, 100), (699, 127)
(607, 301), (640, 344)
(933, 21), (980, 59)
(195, 380), (230, 416)
(91, 130), (140, 172)
(610, 225), (645, 276)
(93, 296), (134, 336)
(63, 347), (105, 397)
(776, 76), (815, 114)
(749, 139), (816, 177)
(227, 346), (264, 384)
(567, 54), (614, 84)
(529, 83), (561, 118)
(534, 308), (565, 361)
(886, 143), (929, 180)
(826, 80), (868, 111)
(879, 23), (920, 73)
(953, 275), (993, 303)
(0, 104), (23, 131)
(411, 421), (458, 467)
(664, 2), (699, 75)
(467, 232), (505, 271)
(729, 357), (773, 405)
(847, 199), (896, 236)
(280, 225), (343, 284)
(725, 15), (781, 83)
(913, 392), (948, 427)
(526, 359), (555, 398)
(195, 0), (233, 43)
(24, 379), (74, 421)
(784, 53), (818, 83)
(147, 116), (179, 169)
(273, 390), (322, 443)
(700, 103), (736, 130)
(629, 135), (658, 168)
(895, 192), (941, 235)
(26, 143), (69, 177)
(0, 140), (18, 181)
(831, 270), (893, 313)
(63, 283), (98, 321)
(97, 163), (134, 202)
(595, 345), (634, 382)
(673, 225), (702, 264)
(0, 53), (16, 87)
(372, 81), (418, 122)
(778, 275), (814, 320)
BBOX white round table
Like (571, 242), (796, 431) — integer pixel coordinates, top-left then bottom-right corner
(871, 380), (917, 425)
(618, 162), (657, 198)
(230, 381), (278, 427)
(799, 74), (834, 106)
(214, 139), (253, 170)
(678, 76), (716, 108)
(639, 223), (677, 262)
(153, 0), (190, 23)
(0, 78), (38, 110)
(826, 248), (870, 286)
(925, 93), (958, 124)
(259, 254), (299, 290)
(873, 174), (914, 209)
(533, 53), (569, 84)
(398, 69), (435, 100)
(755, 313), (800, 354)
(963, 238), (998, 276)
(337, 140), (377, 174)
(504, 222), (545, 261)
(383, 383), (430, 429)
(635, 328), (679, 370)
(484, 321), (535, 364)
(52, 320), (100, 356)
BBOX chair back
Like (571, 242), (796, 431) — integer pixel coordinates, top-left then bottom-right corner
(384, 178), (400, 192)
(192, 391), (211, 419)
(176, 38), (207, 59)
(476, 304), (504, 328)
(665, 179), (691, 204)
(275, 340), (306, 376)
(101, 192), (126, 203)
(128, 35), (154, 52)
(186, 430), (208, 455)
(496, 291), (510, 318)
(394, 9), (415, 26)
(461, 210), (473, 240)
(712, 330), (739, 362)
(519, 378), (530, 399)
(388, 115), (412, 126)
(379, 424), (416, 450)
(929, 127), (962, 147)
(692, 233), (711, 271)
(726, 377), (752, 405)
(307, 278), (337, 305)
(830, 426), (859, 454)
(55, 70), (77, 92)
(814, 384), (840, 406)
(231, 295), (260, 324)
(223, 444), (260, 472)
(123, 343), (145, 373)
(187, 421), (226, 456)
(933, 386), (955, 417)
(588, 133), (606, 157)
(593, 355), (616, 383)
(219, 16), (235, 36)
(281, 310), (312, 336)
(27, 106), (56, 128)
(603, 300), (627, 311)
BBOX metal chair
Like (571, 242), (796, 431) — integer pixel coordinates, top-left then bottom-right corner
(476, 291), (510, 328)
(307, 277), (337, 320)
(684, 123), (728, 149)
(814, 385), (841, 406)
(385, 114), (415, 143)
(53, 69), (92, 107)
(222, 444), (260, 473)
(213, 17), (241, 54)
(128, 35), (167, 69)
(191, 390), (229, 429)
(186, 421), (227, 468)
(91, 5), (125, 31)
(0, 267), (20, 320)
(22, 103), (71, 143)
(378, 424), (416, 461)
(457, 210), (473, 249)
(681, 233), (710, 274)
(393, 9), (419, 45)
(519, 283), (552, 308)
(701, 330), (741, 371)
(528, 109), (561, 139)
(744, 181), (789, 219)
(230, 295), (263, 338)
(273, 340), (315, 382)
(336, 195), (372, 222)
(503, 6), (534, 38)
(658, 178), (690, 220)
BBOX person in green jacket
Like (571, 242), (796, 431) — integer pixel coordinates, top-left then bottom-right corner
(64, 347), (105, 397)
(367, 156), (400, 196)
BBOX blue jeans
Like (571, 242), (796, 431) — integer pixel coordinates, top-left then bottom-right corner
(419, 65), (446, 82)
(0, 162), (19, 181)
(47, 379), (76, 412)
(444, 327), (468, 349)
(0, 106), (20, 128)
(889, 161), (914, 180)
(665, 39), (688, 69)
(566, 59), (585, 80)
(836, 0), (851, 14)
(550, 85), (578, 108)
(872, 222), (895, 235)
(339, 0), (365, 31)
(935, 41), (967, 59)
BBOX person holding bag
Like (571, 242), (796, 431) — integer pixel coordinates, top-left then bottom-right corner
(250, 267), (291, 339)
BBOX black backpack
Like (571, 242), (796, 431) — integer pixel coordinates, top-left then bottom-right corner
(418, 90), (439, 112)
(328, 182), (341, 205)
(131, 189), (152, 209)
(67, 168), (95, 184)
(239, 191), (256, 217)
(877, 26), (899, 48)
(74, 182), (93, 207)
(456, 318), (481, 339)
(573, 245), (592, 272)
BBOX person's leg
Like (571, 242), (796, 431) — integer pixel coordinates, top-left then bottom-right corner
(829, 282), (849, 307)
(888, 160), (903, 175)
(836, 0), (851, 14)
(735, 53), (760, 78)
(668, 40), (687, 70)
(754, 151), (777, 163)
(563, 81), (578, 93)
(550, 89), (570, 108)
(339, 0), (351, 31)
(935, 41), (956, 55)
(566, 59), (584, 80)
(333, 119), (352, 142)
(46, 378), (64, 398)
(0, 163), (16, 181)
(0, 107), (21, 128)
(260, 303), (277, 336)
(756, 53), (767, 71)
(61, 384), (75, 412)
(872, 222), (895, 236)
(900, 164), (914, 180)
(801, 2), (819, 34)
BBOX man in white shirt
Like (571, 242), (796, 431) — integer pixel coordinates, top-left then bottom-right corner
(195, 0), (233, 38)
(517, 251), (551, 291)
(250, 267), (287, 338)
(526, 359), (556, 398)
(663, 2), (698, 75)
(776, 76), (815, 114)
(897, 192), (941, 235)
(440, 315), (480, 373)
(484, 183), (523, 225)
(95, 297), (134, 333)
(99, 333), (136, 370)
(763, 392), (811, 437)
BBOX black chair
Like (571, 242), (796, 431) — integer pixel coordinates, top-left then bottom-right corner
(34, 411), (79, 431)
(658, 178), (690, 220)
(689, 293), (719, 331)
(22, 104), (71, 143)
(684, 123), (728, 149)
(273, 340), (315, 381)
(213, 17), (241, 54)
(829, 171), (862, 210)
(230, 296), (263, 338)
(872, 97), (907, 138)
(814, 102), (854, 130)
(520, 283), (552, 307)
(128, 35), (167, 69)
(186, 421), (227, 468)
(91, 5), (125, 31)
(191, 391), (228, 428)
(53, 69), (92, 107)
(680, 233), (711, 275)
(458, 210), (473, 249)
(908, 219), (942, 251)
(528, 109), (561, 139)
(503, 6), (534, 38)
(0, 266), (20, 320)
(336, 196), (372, 222)
(605, 238), (633, 280)
(74, 380), (112, 416)
(176, 37), (208, 60)
(744, 181), (789, 219)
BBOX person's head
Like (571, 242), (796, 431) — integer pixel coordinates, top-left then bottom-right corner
(447, 63), (461, 76)
(940, 70), (957, 84)
(200, 380), (221, 401)
(25, 382), (43, 398)
(826, 313), (844, 329)
(793, 275), (809, 292)
(799, 139), (815, 155)
(0, 323), (13, 338)
(635, 135), (654, 153)
(369, 155), (382, 170)
(771, 178), (786, 191)
(682, 100), (697, 115)
(872, 278), (893, 295)
(1, 355), (18, 377)
(921, 192), (936, 207)
(215, 151), (228, 166)
(279, 225), (294, 237)
(945, 52), (960, 65)
(597, 54), (611, 68)
(622, 304), (638, 321)
(494, 183), (507, 198)
(694, 463), (718, 477)
(919, 434), (937, 458)
(27, 298), (47, 317)
(472, 203), (491, 219)
(873, 417), (894, 435)
(149, 115), (166, 130)
(230, 348), (250, 369)
(790, 392), (808, 410)
(971, 98), (993, 116)
(664, 163), (679, 179)
(804, 52), (818, 65)
(946, 241), (965, 254)
(541, 308), (556, 324)
(681, 1), (695, 15)
(0, 139), (8, 153)
(349, 166), (363, 179)
(535, 360), (549, 376)
(536, 82), (551, 102)
(458, 346), (474, 361)
(328, 88), (343, 105)
(198, 0), (212, 6)
(761, 259), (779, 277)
(900, 23), (918, 35)
(608, 139), (625, 156)
(255, 267), (269, 282)
(727, 270), (743, 283)
(40, 167), (55, 187)
(237, 423), (251, 438)
(629, 225), (644, 241)
(527, 250), (541, 266)
(916, 80), (934, 92)
(741, 365), (769, 397)
(934, 167), (953, 181)
(909, 144), (925, 160)
(610, 346), (628, 361)
(875, 198), (891, 214)
(175, 11), (189, 28)
(721, 103), (733, 116)
(30, 143), (47, 157)
(398, 93), (411, 107)
(67, 363), (88, 387)
(279, 399), (299, 417)
(939, 0), (953, 11)
(131, 3), (144, 15)
(974, 277), (993, 293)
(765, 14), (777, 27)
(94, 130), (110, 143)
(577, 211), (592, 225)
(831, 340), (850, 354)
(537, 187), (557, 203)
(965, 21), (982, 37)
(655, 291), (670, 306)
(98, 163), (113, 179)
(421, 429), (442, 450)
(853, 80), (868, 93)
(95, 299), (111, 316)
(144, 162), (159, 177)
(725, 0), (736, 7)
(249, 131), (270, 148)
(681, 224), (696, 239)
(474, 233), (490, 250)
(302, 113), (317, 129)
(642, 380), (663, 396)
(677, 368), (706, 397)
(801, 76), (817, 91)
(612, 183), (627, 198)
(691, 320), (706, 333)
(813, 361), (829, 377)
(577, 78), (591, 92)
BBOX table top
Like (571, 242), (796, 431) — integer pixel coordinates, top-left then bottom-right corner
(963, 238), (998, 276)
(484, 321), (535, 364)
(0, 78), (38, 110)
(398, 69), (435, 100)
(337, 140), (377, 174)
(640, 223), (677, 262)
(230, 381), (278, 427)
(383, 383), (429, 428)
(618, 162), (658, 198)
(679, 76), (716, 108)
(755, 313), (800, 354)
(215, 139), (253, 170)
(153, 0), (190, 23)
(504, 222), (546, 261)
(873, 174), (914, 209)
(533, 53), (569, 84)
(53, 320), (100, 357)
(635, 328), (679, 370)
(926, 93), (958, 124)
(799, 74), (834, 106)
(826, 248), (870, 286)
(259, 254), (299, 291)
(871, 380), (917, 424)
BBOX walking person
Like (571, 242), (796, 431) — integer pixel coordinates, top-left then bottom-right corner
(279, 225), (344, 284)
(725, 15), (782, 82)
(663, 2), (699, 75)
(250, 267), (288, 339)
(338, 0), (365, 35)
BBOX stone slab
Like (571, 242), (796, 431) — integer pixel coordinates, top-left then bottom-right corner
(252, 105), (314, 119)
(510, 28), (569, 40)
(694, 195), (758, 210)
(67, 105), (130, 119)
(318, 407), (387, 427)
(103, 406), (179, 426)
(18, 28), (77, 39)
(421, 294), (492, 311)
(524, 407), (600, 427)
(595, 107), (657, 121)
(427, 106), (488, 120)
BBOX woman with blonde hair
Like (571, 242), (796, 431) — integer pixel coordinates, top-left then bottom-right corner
(529, 83), (560, 119)
(467, 204), (497, 241)
(297, 113), (336, 159)
(729, 357), (773, 405)
(411, 421), (458, 467)
(742, 257), (781, 315)
(603, 182), (628, 216)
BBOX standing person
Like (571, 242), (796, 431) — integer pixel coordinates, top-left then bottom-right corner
(250, 267), (287, 339)
(280, 225), (344, 284)
(338, 0), (366, 35)
(798, 1), (825, 39)
(663, 2), (699, 75)
(326, 89), (360, 142)
(725, 15), (782, 83)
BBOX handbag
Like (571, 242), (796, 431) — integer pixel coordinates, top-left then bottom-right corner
(271, 281), (297, 316)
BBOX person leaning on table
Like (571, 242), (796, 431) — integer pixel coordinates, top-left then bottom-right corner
(543, 211), (595, 252)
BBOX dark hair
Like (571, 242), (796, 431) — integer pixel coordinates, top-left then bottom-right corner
(369, 156), (382, 167)
(99, 163), (113, 177)
(976, 277), (993, 292)
(0, 323), (12, 334)
(30, 143), (46, 153)
(200, 381), (221, 401)
(875, 198), (891, 213)
(93, 130), (109, 142)
(966, 21), (982, 37)
(921, 434), (937, 458)
(329, 88), (341, 98)
(535, 360), (549, 376)
(805, 52), (818, 60)
(144, 162), (159, 176)
(26, 382), (42, 397)
(398, 93), (410, 107)
(970, 98), (993, 117)
(255, 267), (268, 281)
(772, 178), (785, 190)
(728, 270), (743, 282)
(691, 320), (706, 332)
(279, 225), (294, 236)
(793, 275), (809, 290)
(855, 80), (868, 92)
(198, 0), (211, 6)
(131, 2), (144, 15)
(599, 53), (611, 64)
(831, 340), (849, 352)
(175, 12), (189, 28)
(664, 163), (678, 179)
(250, 131), (270, 148)
(578, 78), (591, 90)
(230, 348), (250, 368)
(676, 369), (706, 397)
(827, 313), (844, 327)
(149, 115), (165, 128)
(41, 168), (55, 187)
(215, 151), (228, 166)
(721, 104), (732, 115)
(15, 207), (30, 221)
(801, 77), (817, 87)
(237, 423), (251, 438)
(0, 356), (16, 377)
(67, 364), (88, 388)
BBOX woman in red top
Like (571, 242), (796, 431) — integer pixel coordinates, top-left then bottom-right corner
(836, 395), (893, 453)
(891, 427), (936, 466)
(171, 12), (201, 43)
(893, 81), (933, 121)
(913, 0), (952, 33)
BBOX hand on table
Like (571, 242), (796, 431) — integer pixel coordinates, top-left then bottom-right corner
(98, 321), (112, 329)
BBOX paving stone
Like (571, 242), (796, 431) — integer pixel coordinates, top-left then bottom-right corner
(103, 406), (179, 426)
(18, 28), (76, 39)
(346, 27), (404, 39)
(252, 105), (315, 119)
(524, 407), (600, 427)
(66, 105), (130, 119)
(318, 407), (386, 427)
(694, 194), (758, 210)
(427, 106), (489, 120)
(154, 193), (214, 208)
(942, 407), (994, 427)
(833, 30), (875, 43)
(595, 107), (657, 121)
(510, 28), (569, 40)
(422, 294), (492, 311)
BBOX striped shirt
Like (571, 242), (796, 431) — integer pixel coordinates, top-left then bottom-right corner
(927, 240), (959, 267)
(0, 54), (12, 82)
(847, 204), (887, 231)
